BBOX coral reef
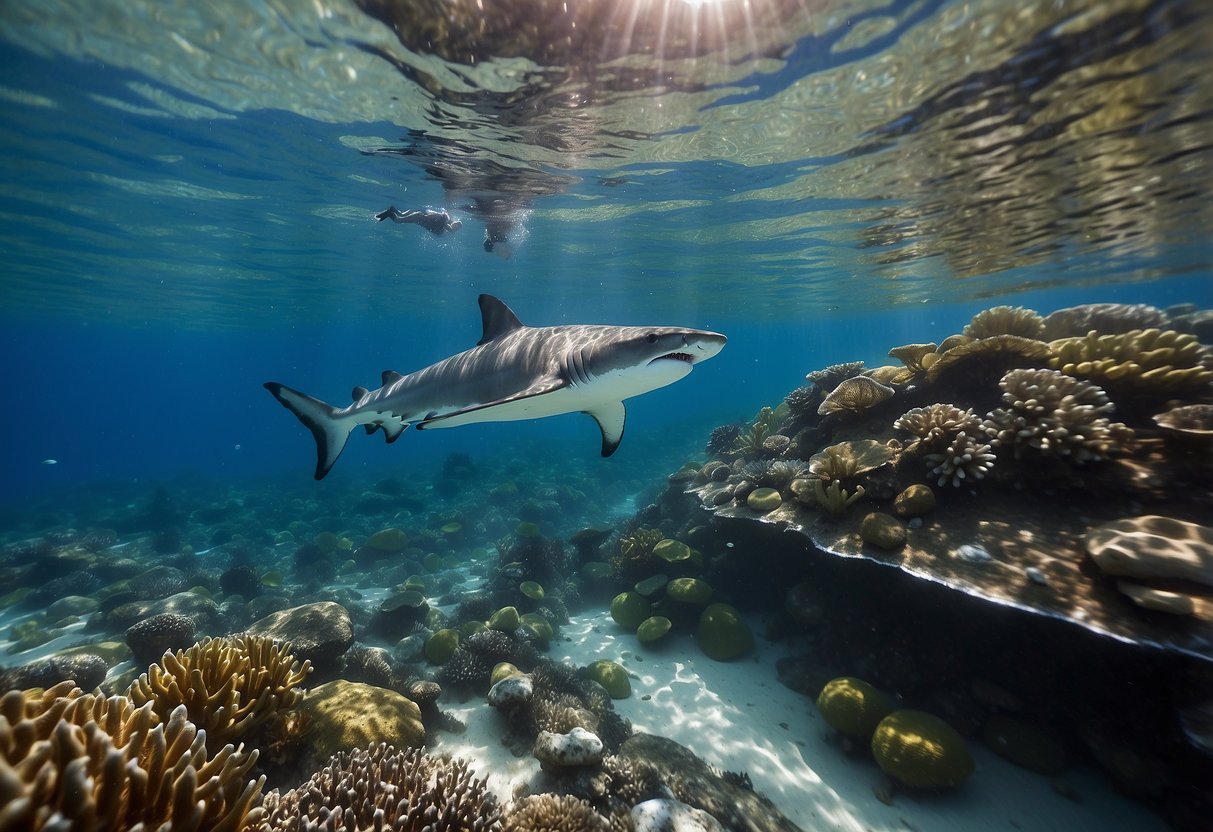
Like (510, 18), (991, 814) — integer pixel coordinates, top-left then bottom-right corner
(1049, 328), (1213, 392)
(893, 404), (986, 454)
(1, 682), (263, 831)
(924, 334), (1054, 384)
(258, 743), (501, 832)
(984, 369), (1132, 463)
(806, 361), (866, 392)
(817, 376), (894, 417)
(1041, 302), (1169, 339)
(808, 440), (891, 483)
(963, 305), (1046, 340)
(504, 794), (611, 832)
(923, 431), (997, 488)
(811, 480), (866, 516)
(128, 635), (310, 749)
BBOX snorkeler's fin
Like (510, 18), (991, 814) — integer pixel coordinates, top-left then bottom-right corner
(374, 206), (398, 222)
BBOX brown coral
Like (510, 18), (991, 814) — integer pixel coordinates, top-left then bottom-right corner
(923, 431), (997, 488)
(806, 361), (865, 392)
(964, 306), (1046, 340)
(817, 376), (894, 417)
(925, 335), (1054, 383)
(983, 369), (1132, 463)
(0, 684), (263, 832)
(1041, 303), (1169, 340)
(808, 440), (892, 483)
(1049, 328), (1213, 392)
(504, 794), (612, 832)
(259, 743), (501, 832)
(887, 343), (938, 373)
(127, 635), (310, 749)
(894, 404), (987, 453)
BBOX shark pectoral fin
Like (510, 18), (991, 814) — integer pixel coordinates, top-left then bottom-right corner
(381, 422), (408, 443)
(415, 378), (568, 429)
(586, 402), (626, 457)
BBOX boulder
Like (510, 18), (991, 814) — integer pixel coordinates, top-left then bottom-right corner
(248, 601), (354, 667)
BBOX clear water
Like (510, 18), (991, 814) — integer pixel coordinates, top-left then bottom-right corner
(1, 0), (1211, 828)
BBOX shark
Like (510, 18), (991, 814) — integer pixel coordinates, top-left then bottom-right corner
(264, 294), (727, 479)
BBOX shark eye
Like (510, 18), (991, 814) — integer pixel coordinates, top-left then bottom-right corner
(646, 333), (658, 343)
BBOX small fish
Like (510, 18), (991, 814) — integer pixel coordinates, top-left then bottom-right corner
(261, 569), (283, 587)
(41, 459), (58, 465)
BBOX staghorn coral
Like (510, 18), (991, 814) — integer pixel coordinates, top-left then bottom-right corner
(894, 404), (988, 453)
(1049, 328), (1213, 392)
(259, 743), (501, 832)
(963, 305), (1045, 340)
(1041, 303), (1168, 340)
(812, 480), (866, 516)
(817, 376), (894, 417)
(808, 440), (892, 483)
(127, 635), (310, 749)
(806, 361), (865, 392)
(923, 431), (997, 488)
(783, 385), (821, 418)
(504, 794), (611, 832)
(1, 683), (263, 832)
(983, 369), (1133, 463)
(925, 335), (1054, 383)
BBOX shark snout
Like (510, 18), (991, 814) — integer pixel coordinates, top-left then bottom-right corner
(688, 331), (727, 362)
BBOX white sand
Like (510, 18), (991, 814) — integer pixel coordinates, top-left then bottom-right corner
(434, 608), (1165, 832)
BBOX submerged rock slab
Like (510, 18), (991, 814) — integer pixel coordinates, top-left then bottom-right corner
(690, 478), (1213, 662)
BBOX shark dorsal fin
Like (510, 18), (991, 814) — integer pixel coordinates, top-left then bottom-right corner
(477, 294), (525, 346)
(382, 370), (404, 385)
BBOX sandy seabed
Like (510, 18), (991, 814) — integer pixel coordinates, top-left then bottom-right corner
(435, 608), (1165, 832)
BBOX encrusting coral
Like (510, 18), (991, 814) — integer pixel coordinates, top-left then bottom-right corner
(258, 742), (501, 832)
(817, 376), (894, 417)
(128, 634), (310, 749)
(1, 681), (264, 831)
(963, 305), (1046, 340)
(1048, 328), (1213, 392)
(983, 369), (1133, 463)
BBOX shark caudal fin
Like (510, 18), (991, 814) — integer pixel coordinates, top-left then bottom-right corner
(264, 382), (355, 480)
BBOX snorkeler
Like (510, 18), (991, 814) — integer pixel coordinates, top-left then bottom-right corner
(374, 206), (463, 236)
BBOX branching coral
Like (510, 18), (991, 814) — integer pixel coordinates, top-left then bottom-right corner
(783, 385), (822, 418)
(504, 794), (612, 832)
(894, 404), (988, 453)
(740, 459), (810, 489)
(731, 404), (789, 455)
(923, 431), (997, 488)
(808, 440), (892, 483)
(1, 683), (263, 832)
(817, 376), (895, 417)
(806, 361), (865, 392)
(812, 480), (866, 516)
(983, 369), (1133, 463)
(1048, 328), (1213, 392)
(705, 423), (744, 457)
(259, 743), (501, 832)
(612, 526), (665, 578)
(128, 635), (310, 749)
(963, 306), (1045, 340)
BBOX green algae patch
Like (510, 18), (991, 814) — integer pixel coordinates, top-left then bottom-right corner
(611, 591), (651, 630)
(424, 628), (460, 664)
(520, 580), (545, 600)
(586, 659), (631, 699)
(696, 603), (753, 661)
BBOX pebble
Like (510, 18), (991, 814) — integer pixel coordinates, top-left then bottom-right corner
(631, 798), (726, 832)
(1026, 566), (1048, 585)
(954, 543), (993, 563)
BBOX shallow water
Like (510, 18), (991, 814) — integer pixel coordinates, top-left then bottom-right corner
(1, 1), (1211, 830)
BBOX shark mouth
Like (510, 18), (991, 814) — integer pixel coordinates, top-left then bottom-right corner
(653, 352), (695, 364)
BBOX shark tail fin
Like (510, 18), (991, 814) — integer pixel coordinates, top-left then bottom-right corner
(264, 382), (355, 480)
